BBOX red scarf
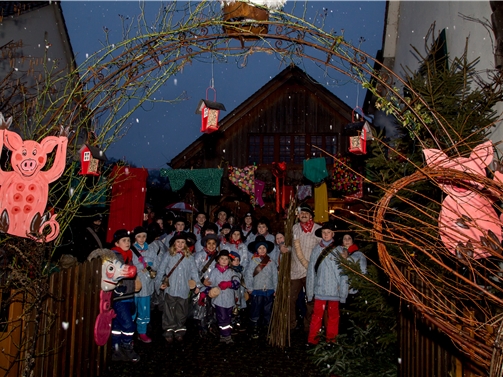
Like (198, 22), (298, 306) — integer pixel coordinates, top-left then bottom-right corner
(348, 244), (359, 254)
(230, 239), (242, 246)
(204, 248), (217, 259)
(300, 219), (315, 233)
(112, 246), (133, 264)
(216, 264), (229, 273)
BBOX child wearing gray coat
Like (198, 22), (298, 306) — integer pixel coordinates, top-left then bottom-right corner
(206, 250), (240, 344)
(245, 235), (278, 339)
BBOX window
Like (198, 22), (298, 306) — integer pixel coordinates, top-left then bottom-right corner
(293, 136), (305, 164)
(249, 135), (260, 164)
(248, 134), (337, 165)
(263, 136), (274, 164)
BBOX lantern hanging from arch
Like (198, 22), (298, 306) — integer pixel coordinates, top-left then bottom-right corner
(346, 107), (372, 155)
(195, 87), (226, 134)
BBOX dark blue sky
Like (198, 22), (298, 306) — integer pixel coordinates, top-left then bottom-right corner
(61, 1), (385, 169)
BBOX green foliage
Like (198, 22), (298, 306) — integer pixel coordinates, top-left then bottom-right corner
(311, 263), (398, 377)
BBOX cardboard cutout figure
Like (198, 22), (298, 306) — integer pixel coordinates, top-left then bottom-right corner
(424, 141), (502, 259)
(0, 114), (68, 242)
(88, 249), (138, 345)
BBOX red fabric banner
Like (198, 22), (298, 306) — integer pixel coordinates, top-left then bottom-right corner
(106, 166), (148, 243)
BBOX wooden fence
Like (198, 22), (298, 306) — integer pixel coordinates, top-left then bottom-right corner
(0, 258), (108, 377)
(399, 267), (488, 377)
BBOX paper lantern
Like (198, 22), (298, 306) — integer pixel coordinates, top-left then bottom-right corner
(195, 87), (226, 134)
(79, 144), (108, 176)
(346, 108), (372, 155)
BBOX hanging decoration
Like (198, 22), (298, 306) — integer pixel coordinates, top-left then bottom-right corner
(195, 87), (226, 133)
(0, 115), (68, 242)
(331, 155), (362, 198)
(271, 162), (287, 213)
(79, 144), (108, 176)
(424, 141), (502, 260)
(302, 157), (328, 184)
(297, 185), (312, 201)
(106, 166), (148, 243)
(161, 168), (223, 196)
(346, 107), (372, 155)
(314, 182), (329, 223)
(254, 178), (265, 207)
(228, 165), (256, 206)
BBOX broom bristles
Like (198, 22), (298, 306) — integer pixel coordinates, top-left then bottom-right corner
(268, 196), (297, 348)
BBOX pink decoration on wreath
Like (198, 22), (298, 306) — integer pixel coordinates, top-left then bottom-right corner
(0, 115), (67, 242)
(228, 165), (256, 206)
(424, 141), (502, 259)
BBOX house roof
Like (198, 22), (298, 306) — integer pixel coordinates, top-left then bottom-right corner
(0, 2), (49, 19)
(171, 65), (353, 167)
(81, 144), (108, 161)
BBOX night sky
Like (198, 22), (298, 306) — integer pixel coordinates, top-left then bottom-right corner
(61, 1), (386, 169)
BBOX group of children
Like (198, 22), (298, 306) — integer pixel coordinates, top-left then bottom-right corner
(108, 207), (366, 362)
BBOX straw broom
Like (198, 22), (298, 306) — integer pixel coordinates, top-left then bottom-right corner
(268, 196), (297, 348)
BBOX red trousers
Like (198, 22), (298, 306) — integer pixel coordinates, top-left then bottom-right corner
(308, 299), (340, 345)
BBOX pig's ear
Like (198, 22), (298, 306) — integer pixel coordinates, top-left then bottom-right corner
(423, 148), (448, 167)
(3, 129), (23, 151)
(470, 140), (493, 167)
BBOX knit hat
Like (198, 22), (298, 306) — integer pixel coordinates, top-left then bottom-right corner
(185, 231), (197, 247)
(229, 251), (240, 261)
(91, 213), (103, 222)
(221, 223), (231, 231)
(215, 207), (230, 219)
(248, 235), (275, 254)
(113, 229), (130, 244)
(315, 222), (337, 237)
(133, 226), (147, 237)
(201, 233), (220, 248)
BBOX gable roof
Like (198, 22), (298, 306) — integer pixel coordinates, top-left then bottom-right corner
(171, 65), (353, 167)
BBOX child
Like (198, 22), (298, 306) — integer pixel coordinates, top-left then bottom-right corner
(110, 229), (140, 362)
(227, 226), (249, 271)
(205, 250), (240, 344)
(156, 233), (200, 343)
(229, 251), (247, 332)
(306, 222), (349, 345)
(162, 217), (187, 249)
(220, 223), (232, 246)
(131, 226), (157, 343)
(241, 212), (255, 242)
(193, 212), (207, 241)
(245, 235), (278, 339)
(246, 217), (275, 246)
(194, 233), (220, 336)
(195, 222), (218, 253)
(215, 208), (230, 233)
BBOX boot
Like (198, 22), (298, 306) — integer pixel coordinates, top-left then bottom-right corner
(121, 342), (140, 362)
(111, 344), (127, 362)
(251, 326), (259, 340)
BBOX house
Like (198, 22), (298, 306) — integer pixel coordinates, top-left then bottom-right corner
(376, 1), (503, 149)
(79, 144), (108, 176)
(170, 65), (356, 226)
(0, 2), (76, 129)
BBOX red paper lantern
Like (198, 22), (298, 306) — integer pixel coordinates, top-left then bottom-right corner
(79, 144), (108, 176)
(347, 108), (372, 155)
(195, 87), (226, 134)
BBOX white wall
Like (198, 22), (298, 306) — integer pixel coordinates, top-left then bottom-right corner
(383, 1), (503, 152)
(0, 3), (74, 134)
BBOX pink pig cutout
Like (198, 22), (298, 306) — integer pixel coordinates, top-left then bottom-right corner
(0, 114), (68, 242)
(423, 141), (502, 260)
